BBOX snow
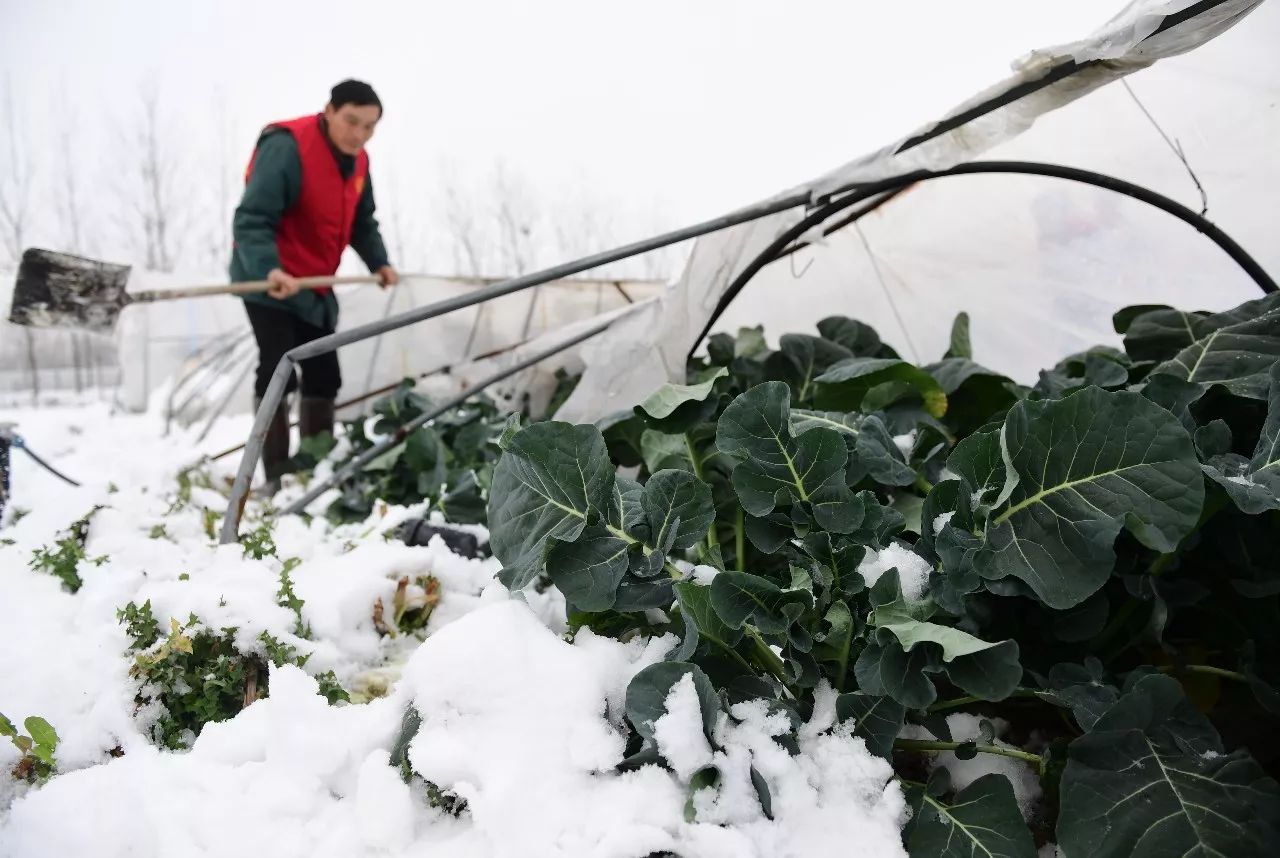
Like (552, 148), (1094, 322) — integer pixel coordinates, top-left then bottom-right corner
(1226, 474), (1256, 486)
(689, 564), (720, 584)
(931, 510), (955, 535)
(930, 714), (1042, 821)
(892, 430), (916, 457)
(0, 400), (909, 857)
(653, 674), (716, 781)
(857, 542), (931, 602)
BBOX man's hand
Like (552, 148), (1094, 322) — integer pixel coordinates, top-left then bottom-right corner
(377, 265), (400, 288)
(267, 268), (301, 299)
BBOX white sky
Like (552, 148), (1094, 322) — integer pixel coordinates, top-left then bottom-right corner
(0, 0), (1125, 274)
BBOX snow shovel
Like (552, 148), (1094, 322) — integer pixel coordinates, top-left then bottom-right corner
(8, 248), (386, 334)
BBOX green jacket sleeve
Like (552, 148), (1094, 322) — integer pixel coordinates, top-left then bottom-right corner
(350, 174), (391, 272)
(230, 131), (301, 281)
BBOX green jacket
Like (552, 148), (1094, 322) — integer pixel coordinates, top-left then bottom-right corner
(230, 129), (390, 330)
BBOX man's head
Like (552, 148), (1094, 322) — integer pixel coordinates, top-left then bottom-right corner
(323, 79), (382, 156)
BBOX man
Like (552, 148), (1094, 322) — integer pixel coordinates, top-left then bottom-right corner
(230, 79), (399, 491)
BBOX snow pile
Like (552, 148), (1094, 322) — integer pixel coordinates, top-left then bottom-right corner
(1, 402), (908, 857)
(3, 598), (908, 858)
(857, 542), (932, 602)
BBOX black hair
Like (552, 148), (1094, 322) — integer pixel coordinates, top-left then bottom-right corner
(329, 79), (382, 115)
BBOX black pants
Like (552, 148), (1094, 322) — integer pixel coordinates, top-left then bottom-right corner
(244, 302), (342, 399)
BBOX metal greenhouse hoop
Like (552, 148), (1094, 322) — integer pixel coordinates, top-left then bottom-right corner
(689, 160), (1278, 358)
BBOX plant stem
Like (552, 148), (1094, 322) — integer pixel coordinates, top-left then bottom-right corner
(1158, 664), (1250, 684)
(734, 507), (745, 569)
(744, 626), (790, 688)
(913, 474), (934, 495)
(685, 433), (704, 481)
(927, 688), (1040, 714)
(685, 433), (721, 557)
(893, 739), (1043, 774)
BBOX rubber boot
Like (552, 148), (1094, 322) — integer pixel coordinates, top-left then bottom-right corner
(256, 396), (292, 497)
(299, 397), (336, 442)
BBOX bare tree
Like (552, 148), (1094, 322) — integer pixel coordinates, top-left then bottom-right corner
(490, 161), (539, 277)
(0, 77), (35, 264)
(441, 177), (486, 277)
(52, 89), (90, 255)
(120, 83), (186, 272)
(202, 91), (238, 274)
(379, 170), (413, 271)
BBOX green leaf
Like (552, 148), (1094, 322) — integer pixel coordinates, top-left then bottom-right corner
(945, 425), (1009, 509)
(904, 773), (1036, 858)
(834, 692), (905, 760)
(1114, 303), (1177, 335)
(812, 600), (856, 688)
(854, 638), (937, 709)
(707, 333), (735, 365)
(625, 662), (721, 749)
(1202, 364), (1280, 513)
(674, 581), (743, 650)
(597, 411), (644, 466)
(717, 382), (850, 515)
(789, 408), (862, 439)
(489, 422), (614, 589)
(389, 706), (422, 780)
(1139, 373), (1206, 433)
(763, 334), (854, 404)
(869, 571), (1021, 701)
(1152, 305), (1280, 400)
(743, 512), (793, 553)
(609, 475), (646, 534)
(850, 414), (916, 487)
(979, 387), (1203, 609)
(927, 359), (1018, 436)
(1036, 659), (1119, 732)
(23, 716), (58, 751)
(684, 765), (721, 822)
(817, 316), (885, 357)
(546, 525), (630, 611)
(1059, 674), (1280, 857)
(642, 470), (716, 552)
(799, 531), (866, 598)
(814, 358), (948, 418)
(794, 410), (916, 488)
(846, 490), (907, 547)
(612, 574), (675, 611)
(1121, 307), (1213, 362)
(636, 367), (728, 432)
(710, 570), (812, 635)
(734, 326), (769, 360)
(945, 312), (972, 360)
(750, 766), (773, 820)
(640, 429), (692, 474)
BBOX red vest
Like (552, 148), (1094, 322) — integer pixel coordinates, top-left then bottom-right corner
(245, 114), (369, 294)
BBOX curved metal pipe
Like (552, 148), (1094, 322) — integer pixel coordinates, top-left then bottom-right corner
(690, 160), (1277, 357)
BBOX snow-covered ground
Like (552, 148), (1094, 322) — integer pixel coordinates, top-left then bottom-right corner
(0, 398), (907, 857)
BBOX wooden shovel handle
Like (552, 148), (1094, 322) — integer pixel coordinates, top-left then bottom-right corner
(129, 274), (383, 303)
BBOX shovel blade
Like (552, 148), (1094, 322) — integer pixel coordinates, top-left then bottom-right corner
(8, 248), (132, 333)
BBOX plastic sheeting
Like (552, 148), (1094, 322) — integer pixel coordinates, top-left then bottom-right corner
(104, 274), (664, 416)
(555, 0), (1277, 421)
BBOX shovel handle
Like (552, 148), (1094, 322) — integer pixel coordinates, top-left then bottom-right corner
(129, 274), (383, 303)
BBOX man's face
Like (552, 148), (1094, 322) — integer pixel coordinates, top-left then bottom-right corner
(323, 103), (381, 156)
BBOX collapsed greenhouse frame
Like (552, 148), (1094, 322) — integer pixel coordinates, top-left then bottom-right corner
(218, 0), (1274, 542)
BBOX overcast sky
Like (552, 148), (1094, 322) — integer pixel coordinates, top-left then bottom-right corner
(0, 0), (1123, 275)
